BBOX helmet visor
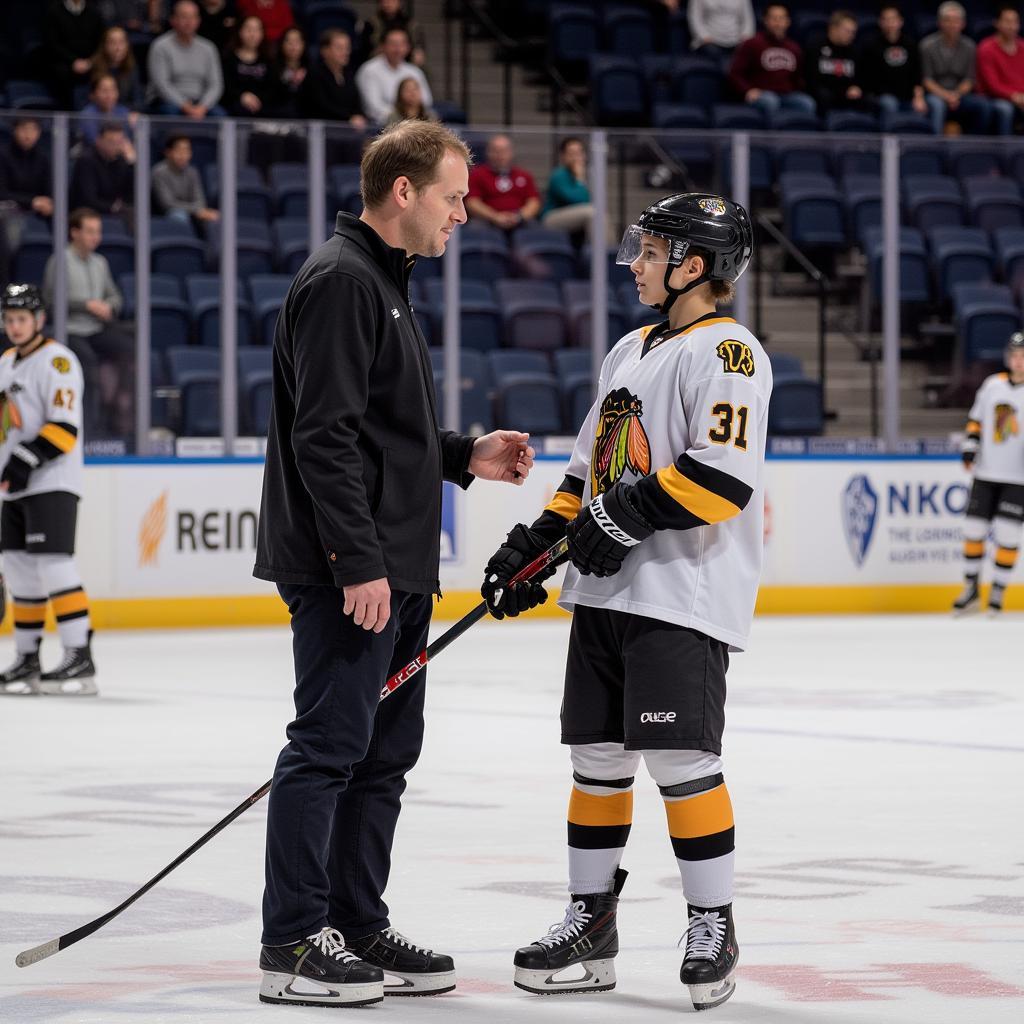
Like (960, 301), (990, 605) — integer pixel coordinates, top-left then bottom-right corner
(615, 224), (688, 266)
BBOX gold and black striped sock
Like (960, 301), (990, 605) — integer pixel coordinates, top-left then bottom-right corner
(567, 771), (634, 895)
(12, 595), (46, 654)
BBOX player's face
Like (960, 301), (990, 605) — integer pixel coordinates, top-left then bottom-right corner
(403, 149), (468, 257)
(2, 309), (43, 346)
(1008, 348), (1024, 377)
(630, 235), (671, 306)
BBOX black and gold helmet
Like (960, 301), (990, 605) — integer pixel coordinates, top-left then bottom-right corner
(1, 283), (45, 314)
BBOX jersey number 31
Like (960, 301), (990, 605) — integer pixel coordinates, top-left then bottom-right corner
(709, 402), (749, 450)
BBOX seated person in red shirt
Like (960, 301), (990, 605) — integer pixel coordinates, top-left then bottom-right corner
(976, 3), (1024, 135)
(466, 134), (541, 230)
(728, 4), (816, 121)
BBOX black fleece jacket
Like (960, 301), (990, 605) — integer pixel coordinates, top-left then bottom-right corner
(254, 213), (476, 594)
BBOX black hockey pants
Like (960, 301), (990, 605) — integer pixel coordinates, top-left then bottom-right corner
(261, 583), (432, 946)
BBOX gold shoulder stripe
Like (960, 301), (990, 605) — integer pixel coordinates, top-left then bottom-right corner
(655, 464), (742, 524)
(544, 491), (583, 521)
(681, 316), (737, 337)
(639, 324), (658, 341)
(39, 423), (78, 453)
(966, 419), (982, 434)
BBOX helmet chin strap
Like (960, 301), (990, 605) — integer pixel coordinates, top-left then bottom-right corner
(658, 262), (710, 316)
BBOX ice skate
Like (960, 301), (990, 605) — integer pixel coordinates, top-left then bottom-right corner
(39, 636), (97, 696)
(259, 926), (384, 1007)
(513, 868), (626, 995)
(345, 926), (455, 995)
(0, 646), (41, 696)
(988, 583), (1005, 617)
(680, 903), (738, 1011)
(951, 579), (980, 616)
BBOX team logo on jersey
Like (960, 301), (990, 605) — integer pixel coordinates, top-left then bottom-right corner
(0, 391), (22, 445)
(139, 491), (169, 567)
(51, 356), (71, 374)
(590, 388), (651, 496)
(994, 403), (1019, 443)
(716, 339), (755, 377)
(842, 474), (878, 568)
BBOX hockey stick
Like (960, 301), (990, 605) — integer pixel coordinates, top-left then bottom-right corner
(15, 536), (569, 968)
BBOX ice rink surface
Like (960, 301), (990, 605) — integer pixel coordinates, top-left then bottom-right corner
(2, 613), (1023, 1023)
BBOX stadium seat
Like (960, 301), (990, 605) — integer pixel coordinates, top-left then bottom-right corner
(590, 56), (647, 126)
(673, 56), (722, 107)
(767, 351), (804, 379)
(272, 218), (309, 275)
(903, 175), (964, 232)
(843, 175), (882, 246)
(900, 146), (945, 178)
(885, 111), (934, 134)
(712, 104), (766, 130)
(11, 223), (54, 284)
(994, 226), (1024, 295)
(769, 109), (820, 132)
(238, 346), (273, 434)
(489, 350), (550, 378)
(148, 299), (192, 351)
(774, 143), (831, 178)
(793, 11), (828, 46)
(641, 55), (677, 106)
(548, 5), (600, 77)
(950, 148), (1003, 181)
(100, 215), (131, 239)
(579, 245), (637, 290)
(604, 5), (655, 55)
(957, 302), (1020, 364)
(835, 147), (881, 178)
(495, 280), (566, 350)
(460, 237), (512, 281)
(204, 219), (274, 277)
(489, 351), (562, 434)
(269, 163), (310, 217)
(552, 347), (594, 431)
(768, 379), (825, 435)
(203, 164), (273, 221)
(151, 236), (205, 279)
(963, 176), (1024, 232)
(119, 272), (183, 310)
(781, 177), (847, 250)
(825, 110), (878, 133)
(428, 348), (493, 433)
(248, 274), (291, 345)
(562, 280), (625, 347)
(928, 226), (995, 304)
(5, 79), (56, 110)
(150, 216), (197, 240)
(864, 227), (931, 306)
(185, 275), (254, 347)
(303, 2), (358, 40)
(513, 229), (579, 282)
(166, 347), (219, 436)
(98, 238), (135, 279)
(423, 279), (503, 352)
(652, 104), (713, 176)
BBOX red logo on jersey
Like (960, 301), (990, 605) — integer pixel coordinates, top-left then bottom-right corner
(0, 391), (22, 445)
(590, 388), (652, 496)
(994, 403), (1019, 443)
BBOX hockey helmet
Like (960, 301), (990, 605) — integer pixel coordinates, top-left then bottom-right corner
(1007, 331), (1024, 365)
(1, 283), (45, 315)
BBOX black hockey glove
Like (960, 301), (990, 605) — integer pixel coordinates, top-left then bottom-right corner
(0, 445), (38, 495)
(566, 482), (653, 578)
(482, 523), (557, 620)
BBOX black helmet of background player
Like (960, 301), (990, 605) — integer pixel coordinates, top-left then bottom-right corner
(1, 283), (45, 316)
(1007, 331), (1024, 366)
(616, 193), (754, 315)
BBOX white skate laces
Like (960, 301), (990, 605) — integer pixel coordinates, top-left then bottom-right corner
(309, 927), (361, 964)
(681, 911), (726, 961)
(538, 900), (591, 948)
(382, 927), (430, 954)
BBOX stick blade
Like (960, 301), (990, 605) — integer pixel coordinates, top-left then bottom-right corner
(16, 939), (60, 968)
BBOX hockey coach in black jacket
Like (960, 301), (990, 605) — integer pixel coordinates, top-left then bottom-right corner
(253, 120), (536, 1007)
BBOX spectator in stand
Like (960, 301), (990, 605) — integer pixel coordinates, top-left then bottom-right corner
(541, 136), (593, 243)
(197, 0), (235, 52)
(79, 75), (138, 148)
(728, 4), (815, 119)
(92, 26), (145, 110)
(151, 134), (220, 223)
(921, 1), (988, 135)
(356, 27), (433, 125)
(301, 29), (367, 127)
(858, 5), (928, 128)
(466, 134), (541, 231)
(805, 10), (865, 116)
(44, 0), (106, 109)
(222, 14), (274, 115)
(0, 118), (54, 281)
(43, 207), (134, 437)
(269, 24), (307, 116)
(236, 0), (294, 49)
(69, 123), (134, 217)
(976, 4), (1024, 135)
(688, 0), (755, 60)
(370, 0), (426, 68)
(385, 77), (436, 124)
(148, 0), (226, 117)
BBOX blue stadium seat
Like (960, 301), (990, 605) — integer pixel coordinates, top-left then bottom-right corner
(489, 351), (562, 434)
(185, 275), (254, 347)
(272, 218), (309, 275)
(12, 224), (53, 285)
(552, 348), (591, 379)
(148, 299), (191, 351)
(150, 216), (197, 240)
(903, 175), (964, 232)
(900, 146), (945, 178)
(781, 177), (847, 250)
(928, 226), (995, 304)
(548, 5), (600, 74)
(203, 164), (272, 221)
(994, 226), (1024, 295)
(100, 215), (131, 239)
(428, 348), (493, 433)
(238, 346), (273, 434)
(495, 280), (565, 350)
(604, 5), (654, 55)
(98, 238), (135, 279)
(269, 163), (310, 217)
(166, 347), (219, 436)
(712, 104), (766, 130)
(328, 164), (362, 214)
(119, 273), (183, 310)
(553, 348), (594, 430)
(768, 379), (825, 436)
(793, 11), (828, 46)
(673, 56), (722, 107)
(489, 350), (550, 378)
(204, 219), (274, 277)
(774, 143), (831, 178)
(561, 280), (626, 347)
(864, 227), (931, 306)
(590, 56), (647, 126)
(767, 351), (804, 379)
(460, 237), (512, 281)
(653, 104), (713, 175)
(835, 147), (881, 178)
(843, 175), (882, 246)
(825, 110), (878, 133)
(5, 79), (56, 110)
(951, 281), (1015, 313)
(580, 245), (638, 290)
(950, 149), (1003, 181)
(151, 236), (205, 279)
(641, 55), (677, 106)
(303, 2), (357, 40)
(769, 109), (821, 132)
(964, 176), (1024, 232)
(957, 302), (1020, 364)
(423, 279), (503, 352)
(885, 111), (934, 134)
(249, 274), (291, 345)
(513, 229), (579, 282)
(459, 223), (508, 247)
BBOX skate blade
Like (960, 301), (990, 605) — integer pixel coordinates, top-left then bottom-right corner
(258, 970), (384, 1006)
(0, 681), (40, 696)
(514, 958), (616, 995)
(381, 968), (456, 996)
(38, 678), (99, 697)
(952, 601), (981, 617)
(688, 972), (736, 1011)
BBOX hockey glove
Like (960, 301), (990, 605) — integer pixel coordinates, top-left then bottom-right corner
(482, 523), (557, 620)
(566, 482), (653, 578)
(0, 445), (39, 495)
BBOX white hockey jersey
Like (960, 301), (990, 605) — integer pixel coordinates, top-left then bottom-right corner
(964, 372), (1024, 486)
(547, 314), (772, 650)
(0, 339), (84, 500)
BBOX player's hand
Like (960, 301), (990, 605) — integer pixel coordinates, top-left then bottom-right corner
(481, 524), (556, 620)
(342, 577), (392, 633)
(566, 483), (653, 578)
(0, 447), (37, 495)
(469, 430), (535, 484)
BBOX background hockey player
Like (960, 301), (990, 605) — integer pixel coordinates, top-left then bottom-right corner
(0, 283), (96, 696)
(481, 194), (770, 1012)
(953, 332), (1024, 616)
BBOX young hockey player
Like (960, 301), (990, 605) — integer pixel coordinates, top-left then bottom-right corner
(481, 194), (770, 1012)
(953, 332), (1024, 616)
(0, 283), (96, 696)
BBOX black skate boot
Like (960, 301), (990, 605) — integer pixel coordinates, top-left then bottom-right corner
(345, 927), (455, 996)
(0, 643), (41, 696)
(513, 868), (627, 995)
(680, 903), (738, 1011)
(39, 632), (97, 696)
(952, 579), (980, 616)
(988, 582), (1005, 617)
(259, 926), (384, 1007)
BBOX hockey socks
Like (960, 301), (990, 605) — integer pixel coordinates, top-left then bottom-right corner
(49, 585), (91, 649)
(567, 774), (633, 895)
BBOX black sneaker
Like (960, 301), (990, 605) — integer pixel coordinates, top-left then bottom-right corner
(952, 579), (980, 616)
(0, 644), (41, 696)
(345, 927), (455, 996)
(259, 926), (384, 1006)
(680, 903), (739, 1011)
(39, 633), (97, 696)
(513, 868), (626, 995)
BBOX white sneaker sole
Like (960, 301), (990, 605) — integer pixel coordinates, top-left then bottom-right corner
(381, 968), (456, 996)
(258, 970), (384, 1007)
(686, 968), (737, 1011)
(514, 958), (616, 995)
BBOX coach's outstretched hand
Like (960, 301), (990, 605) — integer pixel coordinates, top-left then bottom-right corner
(566, 483), (653, 578)
(482, 524), (556, 620)
(469, 431), (535, 484)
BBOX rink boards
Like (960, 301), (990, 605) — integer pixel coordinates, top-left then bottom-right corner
(2, 454), (1017, 630)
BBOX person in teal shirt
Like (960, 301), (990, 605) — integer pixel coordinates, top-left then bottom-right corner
(542, 136), (594, 241)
